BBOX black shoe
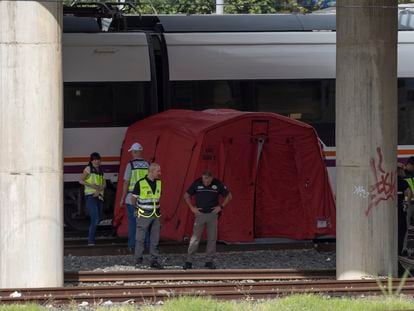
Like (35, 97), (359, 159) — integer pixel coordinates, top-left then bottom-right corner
(183, 262), (192, 270)
(135, 258), (143, 268)
(150, 260), (164, 269)
(204, 262), (216, 269)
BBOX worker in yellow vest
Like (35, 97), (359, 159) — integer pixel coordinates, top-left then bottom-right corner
(131, 163), (163, 269)
(119, 142), (149, 251)
(79, 152), (106, 246)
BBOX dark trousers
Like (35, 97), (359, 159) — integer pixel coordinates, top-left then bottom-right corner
(86, 195), (102, 245)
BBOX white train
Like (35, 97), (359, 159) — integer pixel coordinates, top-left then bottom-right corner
(62, 4), (414, 228)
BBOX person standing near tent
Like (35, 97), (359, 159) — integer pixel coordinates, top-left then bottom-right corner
(183, 170), (232, 269)
(404, 156), (414, 243)
(131, 162), (163, 269)
(79, 152), (106, 246)
(397, 163), (412, 276)
(119, 142), (149, 252)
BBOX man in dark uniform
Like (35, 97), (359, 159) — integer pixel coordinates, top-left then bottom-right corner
(182, 170), (232, 270)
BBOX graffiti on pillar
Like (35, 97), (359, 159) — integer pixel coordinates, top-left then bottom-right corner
(353, 185), (370, 199)
(365, 147), (397, 216)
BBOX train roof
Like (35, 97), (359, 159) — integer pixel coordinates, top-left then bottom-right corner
(63, 11), (414, 33)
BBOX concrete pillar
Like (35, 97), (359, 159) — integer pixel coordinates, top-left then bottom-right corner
(336, 0), (398, 279)
(0, 1), (63, 287)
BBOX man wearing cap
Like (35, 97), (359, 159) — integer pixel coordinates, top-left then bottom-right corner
(120, 142), (149, 251)
(183, 170), (232, 269)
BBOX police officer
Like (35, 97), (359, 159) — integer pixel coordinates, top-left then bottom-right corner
(131, 163), (163, 269)
(398, 163), (412, 276)
(183, 170), (232, 269)
(404, 157), (414, 243)
(79, 152), (106, 246)
(119, 142), (149, 251)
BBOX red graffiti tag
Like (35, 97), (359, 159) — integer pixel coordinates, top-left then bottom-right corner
(365, 147), (397, 216)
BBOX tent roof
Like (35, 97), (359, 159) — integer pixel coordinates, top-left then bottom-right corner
(128, 109), (313, 139)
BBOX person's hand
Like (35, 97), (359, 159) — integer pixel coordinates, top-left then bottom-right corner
(190, 206), (201, 215)
(404, 202), (412, 212)
(119, 199), (124, 206)
(212, 206), (222, 214)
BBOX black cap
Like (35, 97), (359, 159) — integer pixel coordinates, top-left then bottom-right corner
(90, 152), (101, 160)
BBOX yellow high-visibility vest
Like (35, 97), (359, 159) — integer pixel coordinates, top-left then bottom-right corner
(136, 178), (161, 218)
(84, 166), (105, 196)
(128, 159), (149, 192)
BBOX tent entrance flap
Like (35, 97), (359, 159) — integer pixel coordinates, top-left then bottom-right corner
(250, 119), (269, 239)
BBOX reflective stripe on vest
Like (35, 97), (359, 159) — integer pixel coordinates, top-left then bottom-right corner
(84, 166), (105, 196)
(128, 160), (149, 192)
(136, 179), (161, 218)
(405, 177), (414, 193)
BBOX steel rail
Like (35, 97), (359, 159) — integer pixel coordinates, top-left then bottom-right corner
(64, 268), (336, 282)
(63, 241), (336, 256)
(1, 278), (414, 304)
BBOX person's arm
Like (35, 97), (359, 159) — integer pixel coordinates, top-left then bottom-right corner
(221, 192), (232, 208)
(100, 172), (106, 191)
(212, 181), (232, 214)
(78, 167), (99, 190)
(406, 187), (413, 204)
(120, 164), (131, 205)
(131, 181), (140, 207)
(184, 192), (201, 215)
(120, 180), (129, 205)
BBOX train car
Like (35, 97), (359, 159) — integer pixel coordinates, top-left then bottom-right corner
(62, 3), (414, 231)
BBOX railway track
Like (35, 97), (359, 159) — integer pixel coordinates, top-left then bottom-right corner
(64, 241), (335, 256)
(64, 268), (336, 282)
(1, 275), (414, 305)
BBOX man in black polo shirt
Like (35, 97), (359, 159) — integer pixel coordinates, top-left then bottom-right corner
(183, 170), (232, 269)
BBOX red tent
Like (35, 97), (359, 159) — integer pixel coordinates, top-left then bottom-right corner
(113, 109), (335, 242)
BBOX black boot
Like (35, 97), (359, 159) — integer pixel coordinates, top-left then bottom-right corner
(204, 262), (216, 269)
(135, 257), (143, 268)
(150, 260), (164, 269)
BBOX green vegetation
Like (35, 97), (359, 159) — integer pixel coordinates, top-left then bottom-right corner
(1, 295), (414, 310)
(63, 0), (414, 15)
(141, 295), (414, 311)
(0, 305), (45, 311)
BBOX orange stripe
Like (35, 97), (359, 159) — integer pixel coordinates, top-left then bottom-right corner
(323, 149), (414, 157)
(398, 150), (414, 155)
(64, 156), (120, 163)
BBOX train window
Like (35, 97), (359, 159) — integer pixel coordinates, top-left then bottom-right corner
(255, 79), (336, 146)
(169, 79), (336, 145)
(170, 81), (244, 110)
(398, 78), (414, 145)
(255, 80), (322, 120)
(64, 82), (151, 128)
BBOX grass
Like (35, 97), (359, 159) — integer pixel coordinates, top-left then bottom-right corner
(1, 295), (414, 310)
(141, 295), (414, 311)
(0, 305), (45, 311)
